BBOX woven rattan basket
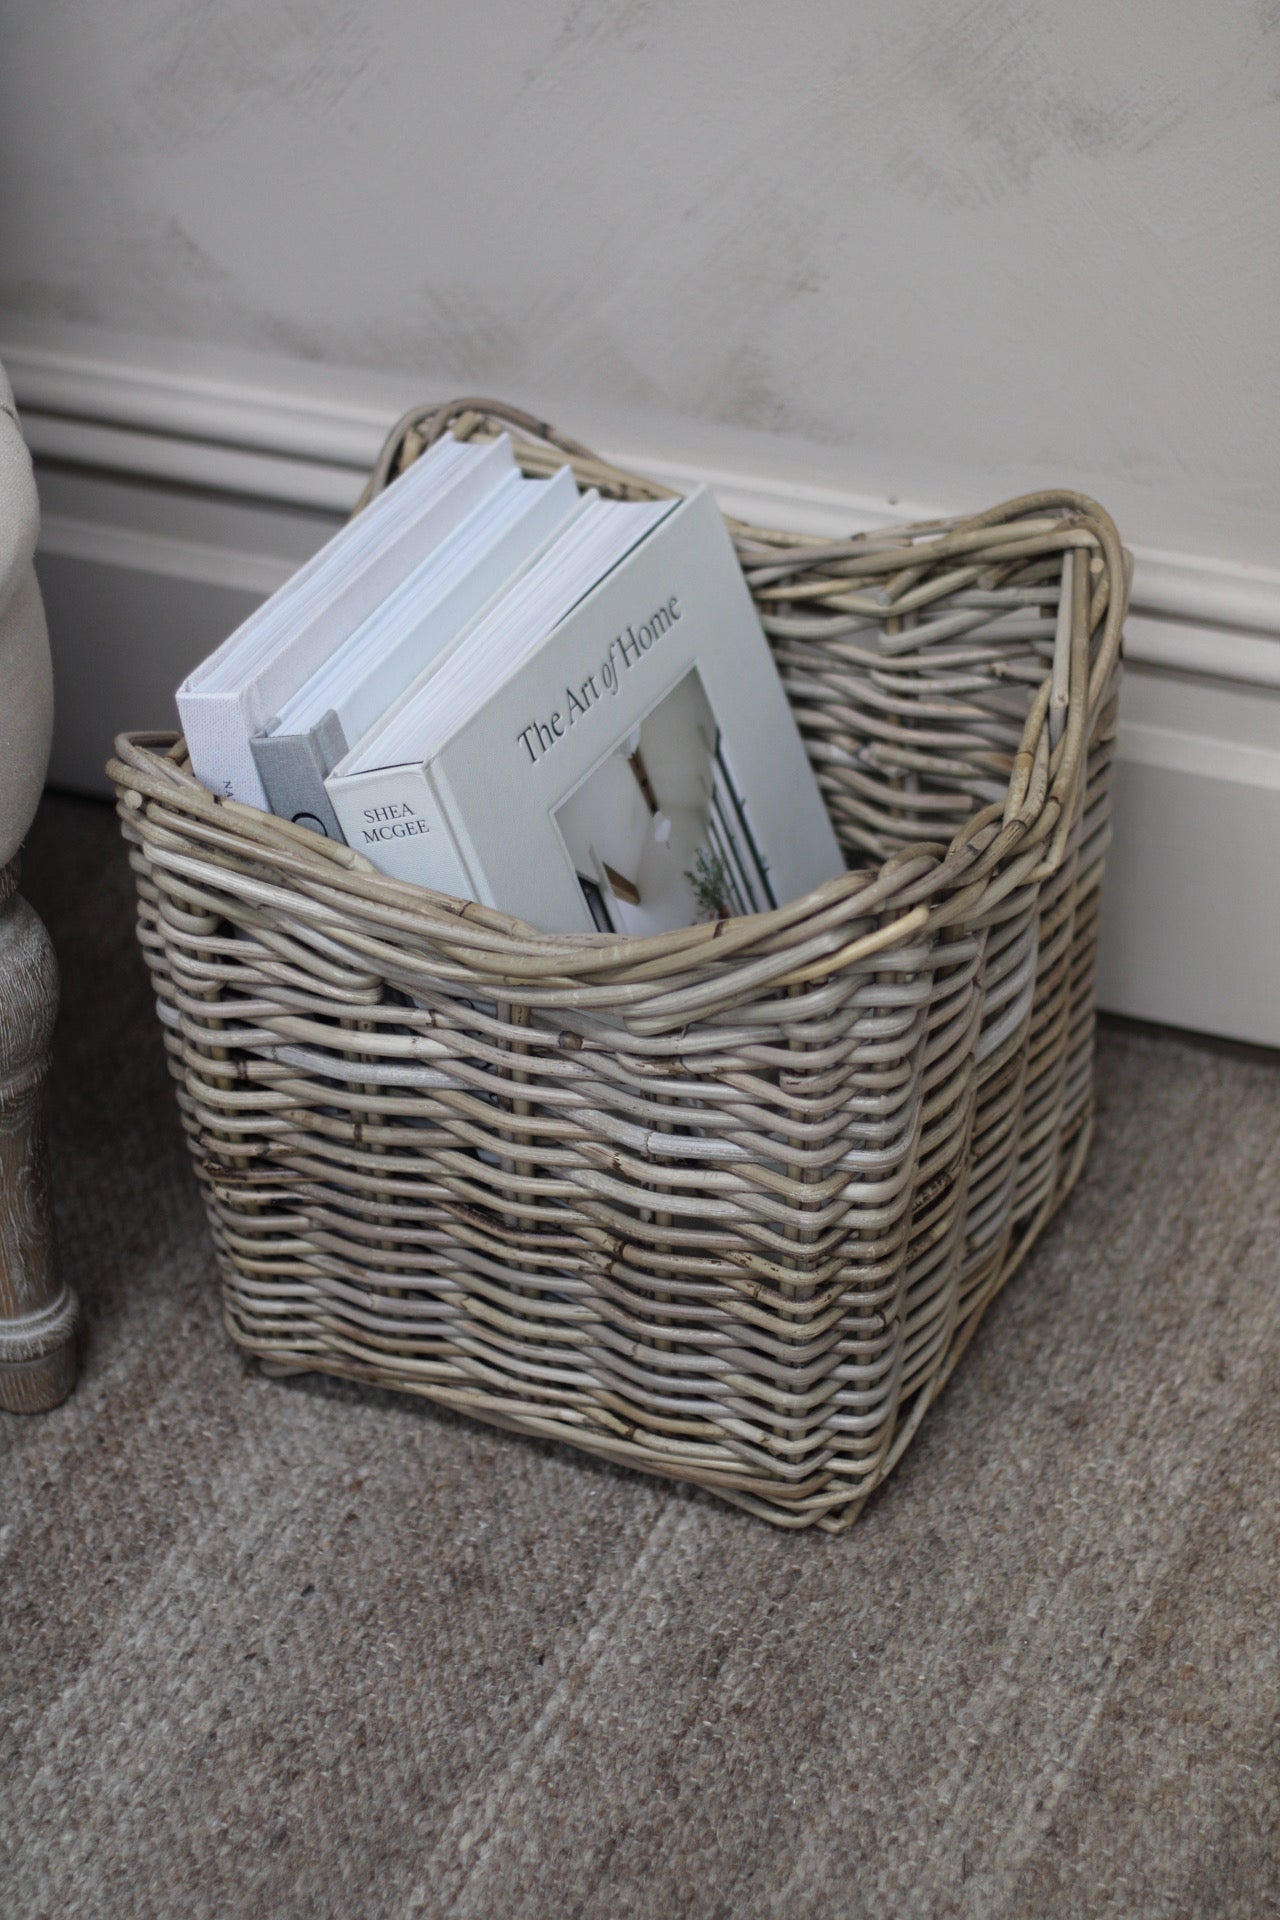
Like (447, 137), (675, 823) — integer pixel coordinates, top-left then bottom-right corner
(110, 399), (1125, 1531)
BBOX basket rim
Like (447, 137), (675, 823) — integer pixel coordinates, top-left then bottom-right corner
(109, 407), (1125, 993)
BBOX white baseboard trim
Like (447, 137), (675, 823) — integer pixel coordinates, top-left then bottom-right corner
(11, 335), (1280, 679)
(9, 336), (1279, 1047)
(37, 510), (298, 597)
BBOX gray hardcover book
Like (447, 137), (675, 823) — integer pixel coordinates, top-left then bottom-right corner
(251, 709), (350, 842)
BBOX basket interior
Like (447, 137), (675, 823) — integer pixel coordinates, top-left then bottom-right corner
(738, 536), (1062, 875)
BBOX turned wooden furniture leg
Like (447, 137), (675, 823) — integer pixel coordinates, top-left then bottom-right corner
(1, 360), (77, 1412)
(0, 855), (76, 1411)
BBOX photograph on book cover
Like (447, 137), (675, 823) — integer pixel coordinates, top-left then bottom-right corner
(553, 666), (776, 936)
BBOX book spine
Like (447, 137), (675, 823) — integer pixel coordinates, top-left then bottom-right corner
(427, 757), (518, 923)
(325, 763), (475, 898)
(251, 710), (349, 842)
(177, 689), (269, 809)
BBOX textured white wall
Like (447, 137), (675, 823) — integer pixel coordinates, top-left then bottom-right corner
(2, 0), (1278, 559)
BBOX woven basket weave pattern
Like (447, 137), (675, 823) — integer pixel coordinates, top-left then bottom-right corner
(111, 401), (1124, 1530)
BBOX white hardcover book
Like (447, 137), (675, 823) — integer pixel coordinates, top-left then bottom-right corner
(324, 491), (656, 890)
(326, 761), (479, 902)
(249, 465), (581, 839)
(327, 486), (845, 935)
(177, 433), (517, 809)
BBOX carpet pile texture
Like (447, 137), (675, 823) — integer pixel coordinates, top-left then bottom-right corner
(3, 794), (1278, 1918)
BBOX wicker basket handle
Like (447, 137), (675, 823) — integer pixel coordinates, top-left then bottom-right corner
(355, 398), (599, 512)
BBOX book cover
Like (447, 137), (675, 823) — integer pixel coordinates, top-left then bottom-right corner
(330, 487), (844, 934)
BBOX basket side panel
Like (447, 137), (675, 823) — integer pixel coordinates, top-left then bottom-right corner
(123, 791), (967, 1527)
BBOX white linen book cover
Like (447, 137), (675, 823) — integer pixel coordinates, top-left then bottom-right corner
(248, 464), (581, 840)
(176, 433), (515, 810)
(326, 485), (845, 936)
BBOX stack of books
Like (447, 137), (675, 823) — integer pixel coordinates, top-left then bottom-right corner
(177, 434), (844, 936)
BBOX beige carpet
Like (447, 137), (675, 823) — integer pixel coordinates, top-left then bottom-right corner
(3, 793), (1279, 1920)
